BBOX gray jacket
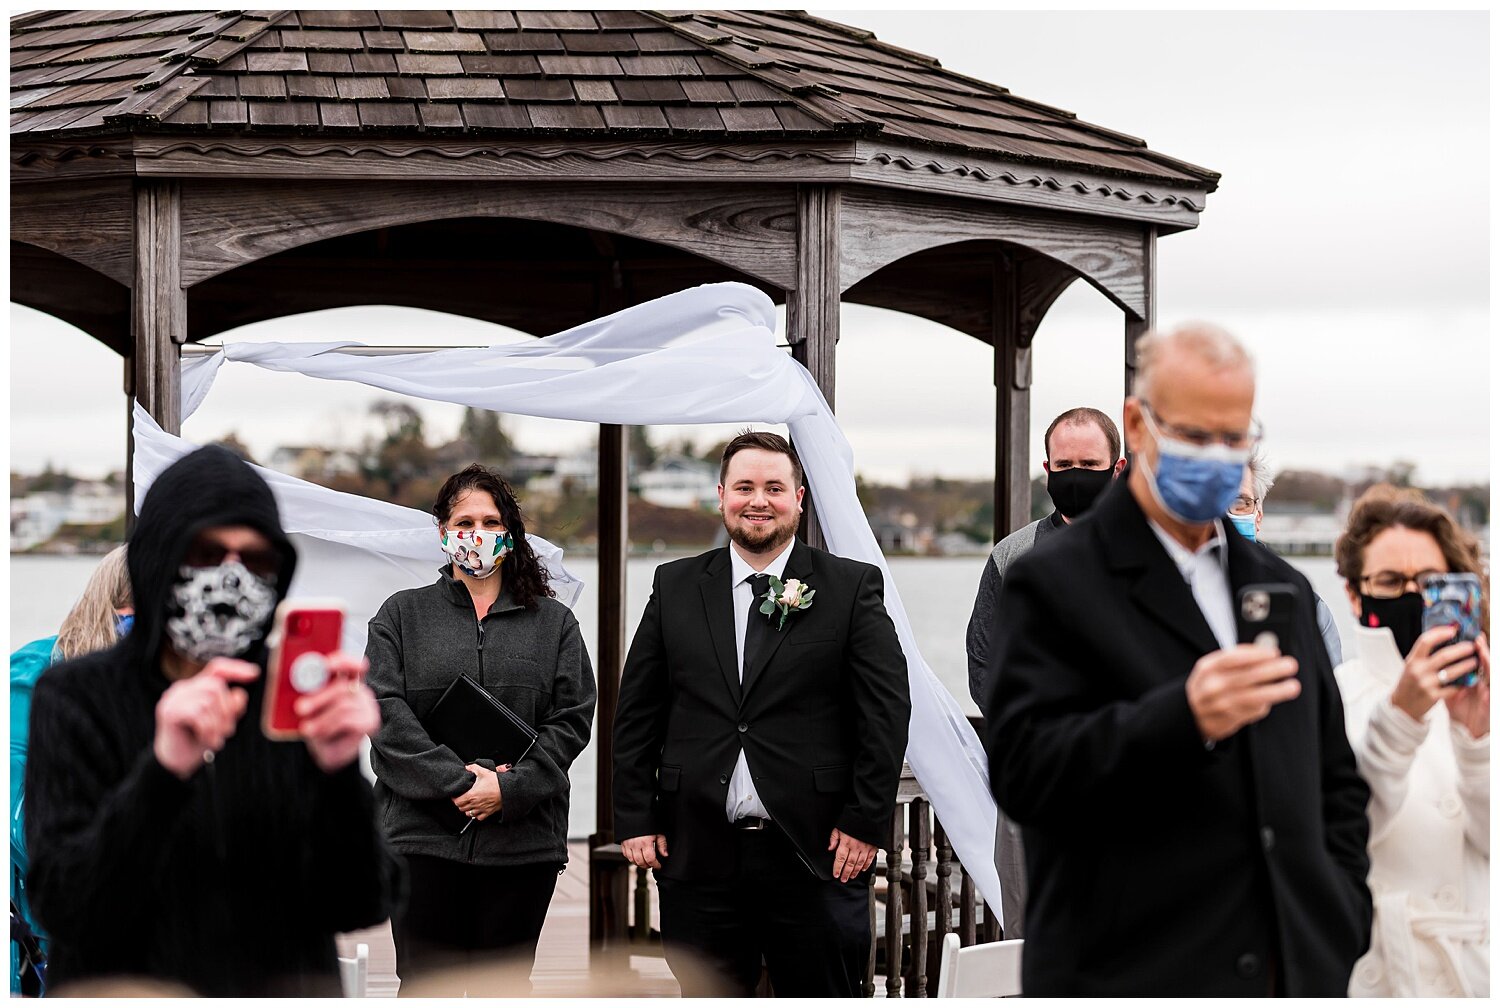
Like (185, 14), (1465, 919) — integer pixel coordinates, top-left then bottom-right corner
(365, 567), (596, 866)
(966, 511), (1065, 940)
(966, 512), (1064, 705)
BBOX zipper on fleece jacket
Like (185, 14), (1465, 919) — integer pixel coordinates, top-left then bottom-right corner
(464, 617), (486, 864)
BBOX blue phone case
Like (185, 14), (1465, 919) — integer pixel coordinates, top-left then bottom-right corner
(1421, 573), (1483, 687)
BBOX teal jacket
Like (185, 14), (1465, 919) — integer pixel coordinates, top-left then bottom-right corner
(11, 635), (57, 993)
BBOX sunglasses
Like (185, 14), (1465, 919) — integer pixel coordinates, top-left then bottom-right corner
(181, 539), (281, 580)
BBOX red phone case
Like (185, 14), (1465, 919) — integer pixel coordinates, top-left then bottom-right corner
(263, 601), (345, 740)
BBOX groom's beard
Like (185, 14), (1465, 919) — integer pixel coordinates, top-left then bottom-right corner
(724, 511), (797, 555)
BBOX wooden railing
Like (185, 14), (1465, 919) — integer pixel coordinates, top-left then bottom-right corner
(869, 765), (1003, 997)
(592, 759), (1004, 997)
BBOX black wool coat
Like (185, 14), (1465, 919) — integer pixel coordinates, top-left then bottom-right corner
(613, 539), (911, 881)
(25, 446), (399, 997)
(984, 477), (1372, 996)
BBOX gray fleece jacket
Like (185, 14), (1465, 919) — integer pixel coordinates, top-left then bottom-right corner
(365, 567), (596, 866)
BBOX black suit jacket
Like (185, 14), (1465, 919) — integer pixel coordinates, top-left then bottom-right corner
(613, 539), (910, 881)
(983, 478), (1372, 996)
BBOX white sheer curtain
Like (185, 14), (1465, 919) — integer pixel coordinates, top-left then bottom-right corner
(134, 281), (1003, 917)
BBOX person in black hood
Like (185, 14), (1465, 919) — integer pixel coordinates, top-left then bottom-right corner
(24, 445), (399, 996)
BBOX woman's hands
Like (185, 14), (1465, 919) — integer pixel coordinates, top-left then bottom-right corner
(1391, 625), (1482, 725)
(1443, 632), (1490, 739)
(453, 762), (511, 821)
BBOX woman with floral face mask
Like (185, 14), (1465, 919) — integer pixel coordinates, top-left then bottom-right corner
(1333, 485), (1489, 997)
(365, 464), (596, 995)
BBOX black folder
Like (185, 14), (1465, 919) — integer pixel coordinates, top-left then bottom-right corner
(420, 673), (539, 835)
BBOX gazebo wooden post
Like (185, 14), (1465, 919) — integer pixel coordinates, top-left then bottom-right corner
(993, 254), (1031, 538)
(1124, 226), (1157, 399)
(126, 178), (185, 522)
(788, 183), (841, 550)
(1122, 226), (1157, 466)
(590, 422), (630, 952)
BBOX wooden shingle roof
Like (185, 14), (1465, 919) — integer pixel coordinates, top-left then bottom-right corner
(10, 10), (1218, 189)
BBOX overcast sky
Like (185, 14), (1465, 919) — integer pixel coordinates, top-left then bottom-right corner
(8, 10), (1491, 487)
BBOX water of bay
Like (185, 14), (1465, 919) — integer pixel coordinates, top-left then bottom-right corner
(10, 551), (1357, 838)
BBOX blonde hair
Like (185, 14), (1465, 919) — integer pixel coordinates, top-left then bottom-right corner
(1135, 321), (1253, 402)
(54, 545), (132, 661)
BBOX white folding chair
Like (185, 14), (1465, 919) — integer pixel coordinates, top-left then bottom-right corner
(936, 933), (1023, 997)
(338, 941), (370, 998)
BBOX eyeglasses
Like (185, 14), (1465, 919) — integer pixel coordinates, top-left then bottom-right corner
(182, 538), (281, 580)
(1360, 569), (1443, 599)
(1228, 495), (1260, 516)
(1140, 401), (1263, 452)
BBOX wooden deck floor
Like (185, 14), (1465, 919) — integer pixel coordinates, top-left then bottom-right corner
(336, 841), (680, 997)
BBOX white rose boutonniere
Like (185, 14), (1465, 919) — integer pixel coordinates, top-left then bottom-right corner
(759, 575), (816, 631)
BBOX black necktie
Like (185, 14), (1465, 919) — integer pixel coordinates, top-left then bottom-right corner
(743, 572), (773, 680)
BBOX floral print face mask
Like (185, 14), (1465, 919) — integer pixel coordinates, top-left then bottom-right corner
(440, 528), (513, 580)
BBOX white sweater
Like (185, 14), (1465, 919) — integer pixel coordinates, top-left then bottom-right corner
(1335, 626), (1489, 997)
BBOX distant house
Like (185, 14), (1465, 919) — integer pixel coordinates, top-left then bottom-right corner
(65, 480), (126, 524)
(1260, 511), (1345, 556)
(269, 445), (361, 481)
(869, 509), (933, 554)
(10, 479), (125, 551)
(11, 490), (67, 550)
(636, 455), (719, 510)
(525, 448), (597, 497)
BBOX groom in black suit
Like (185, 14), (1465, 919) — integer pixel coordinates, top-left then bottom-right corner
(613, 430), (910, 996)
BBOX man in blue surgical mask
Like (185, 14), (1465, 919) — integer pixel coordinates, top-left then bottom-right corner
(981, 323), (1372, 995)
(1229, 449), (1343, 667)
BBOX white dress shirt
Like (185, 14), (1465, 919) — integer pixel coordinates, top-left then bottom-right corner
(724, 537), (796, 822)
(1147, 518), (1236, 650)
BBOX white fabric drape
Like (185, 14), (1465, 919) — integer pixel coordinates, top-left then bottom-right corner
(131, 409), (584, 659)
(133, 281), (1002, 916)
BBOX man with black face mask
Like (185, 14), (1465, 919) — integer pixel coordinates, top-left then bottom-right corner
(25, 446), (400, 996)
(964, 407), (1124, 937)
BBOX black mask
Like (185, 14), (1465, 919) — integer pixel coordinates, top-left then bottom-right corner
(1046, 467), (1113, 520)
(1358, 591), (1424, 657)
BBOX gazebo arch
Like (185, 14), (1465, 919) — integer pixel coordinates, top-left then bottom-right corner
(11, 8), (1219, 966)
(184, 213), (782, 339)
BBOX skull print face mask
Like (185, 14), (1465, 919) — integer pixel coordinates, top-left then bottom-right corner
(164, 560), (278, 663)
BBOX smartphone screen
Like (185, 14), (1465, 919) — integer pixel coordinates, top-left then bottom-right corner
(1421, 573), (1483, 688)
(263, 601), (345, 739)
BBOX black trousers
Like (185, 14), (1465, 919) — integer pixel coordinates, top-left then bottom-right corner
(656, 823), (871, 997)
(392, 854), (561, 996)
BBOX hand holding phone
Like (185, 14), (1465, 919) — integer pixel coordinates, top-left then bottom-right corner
(1236, 583), (1301, 653)
(1421, 573), (1484, 689)
(264, 601), (347, 740)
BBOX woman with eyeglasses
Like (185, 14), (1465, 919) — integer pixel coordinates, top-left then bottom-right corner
(1332, 484), (1488, 997)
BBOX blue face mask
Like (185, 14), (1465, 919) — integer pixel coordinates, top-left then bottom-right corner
(114, 612), (134, 637)
(1227, 512), (1257, 541)
(1139, 409), (1249, 525)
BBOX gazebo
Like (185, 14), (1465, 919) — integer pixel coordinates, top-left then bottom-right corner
(11, 8), (1219, 969)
